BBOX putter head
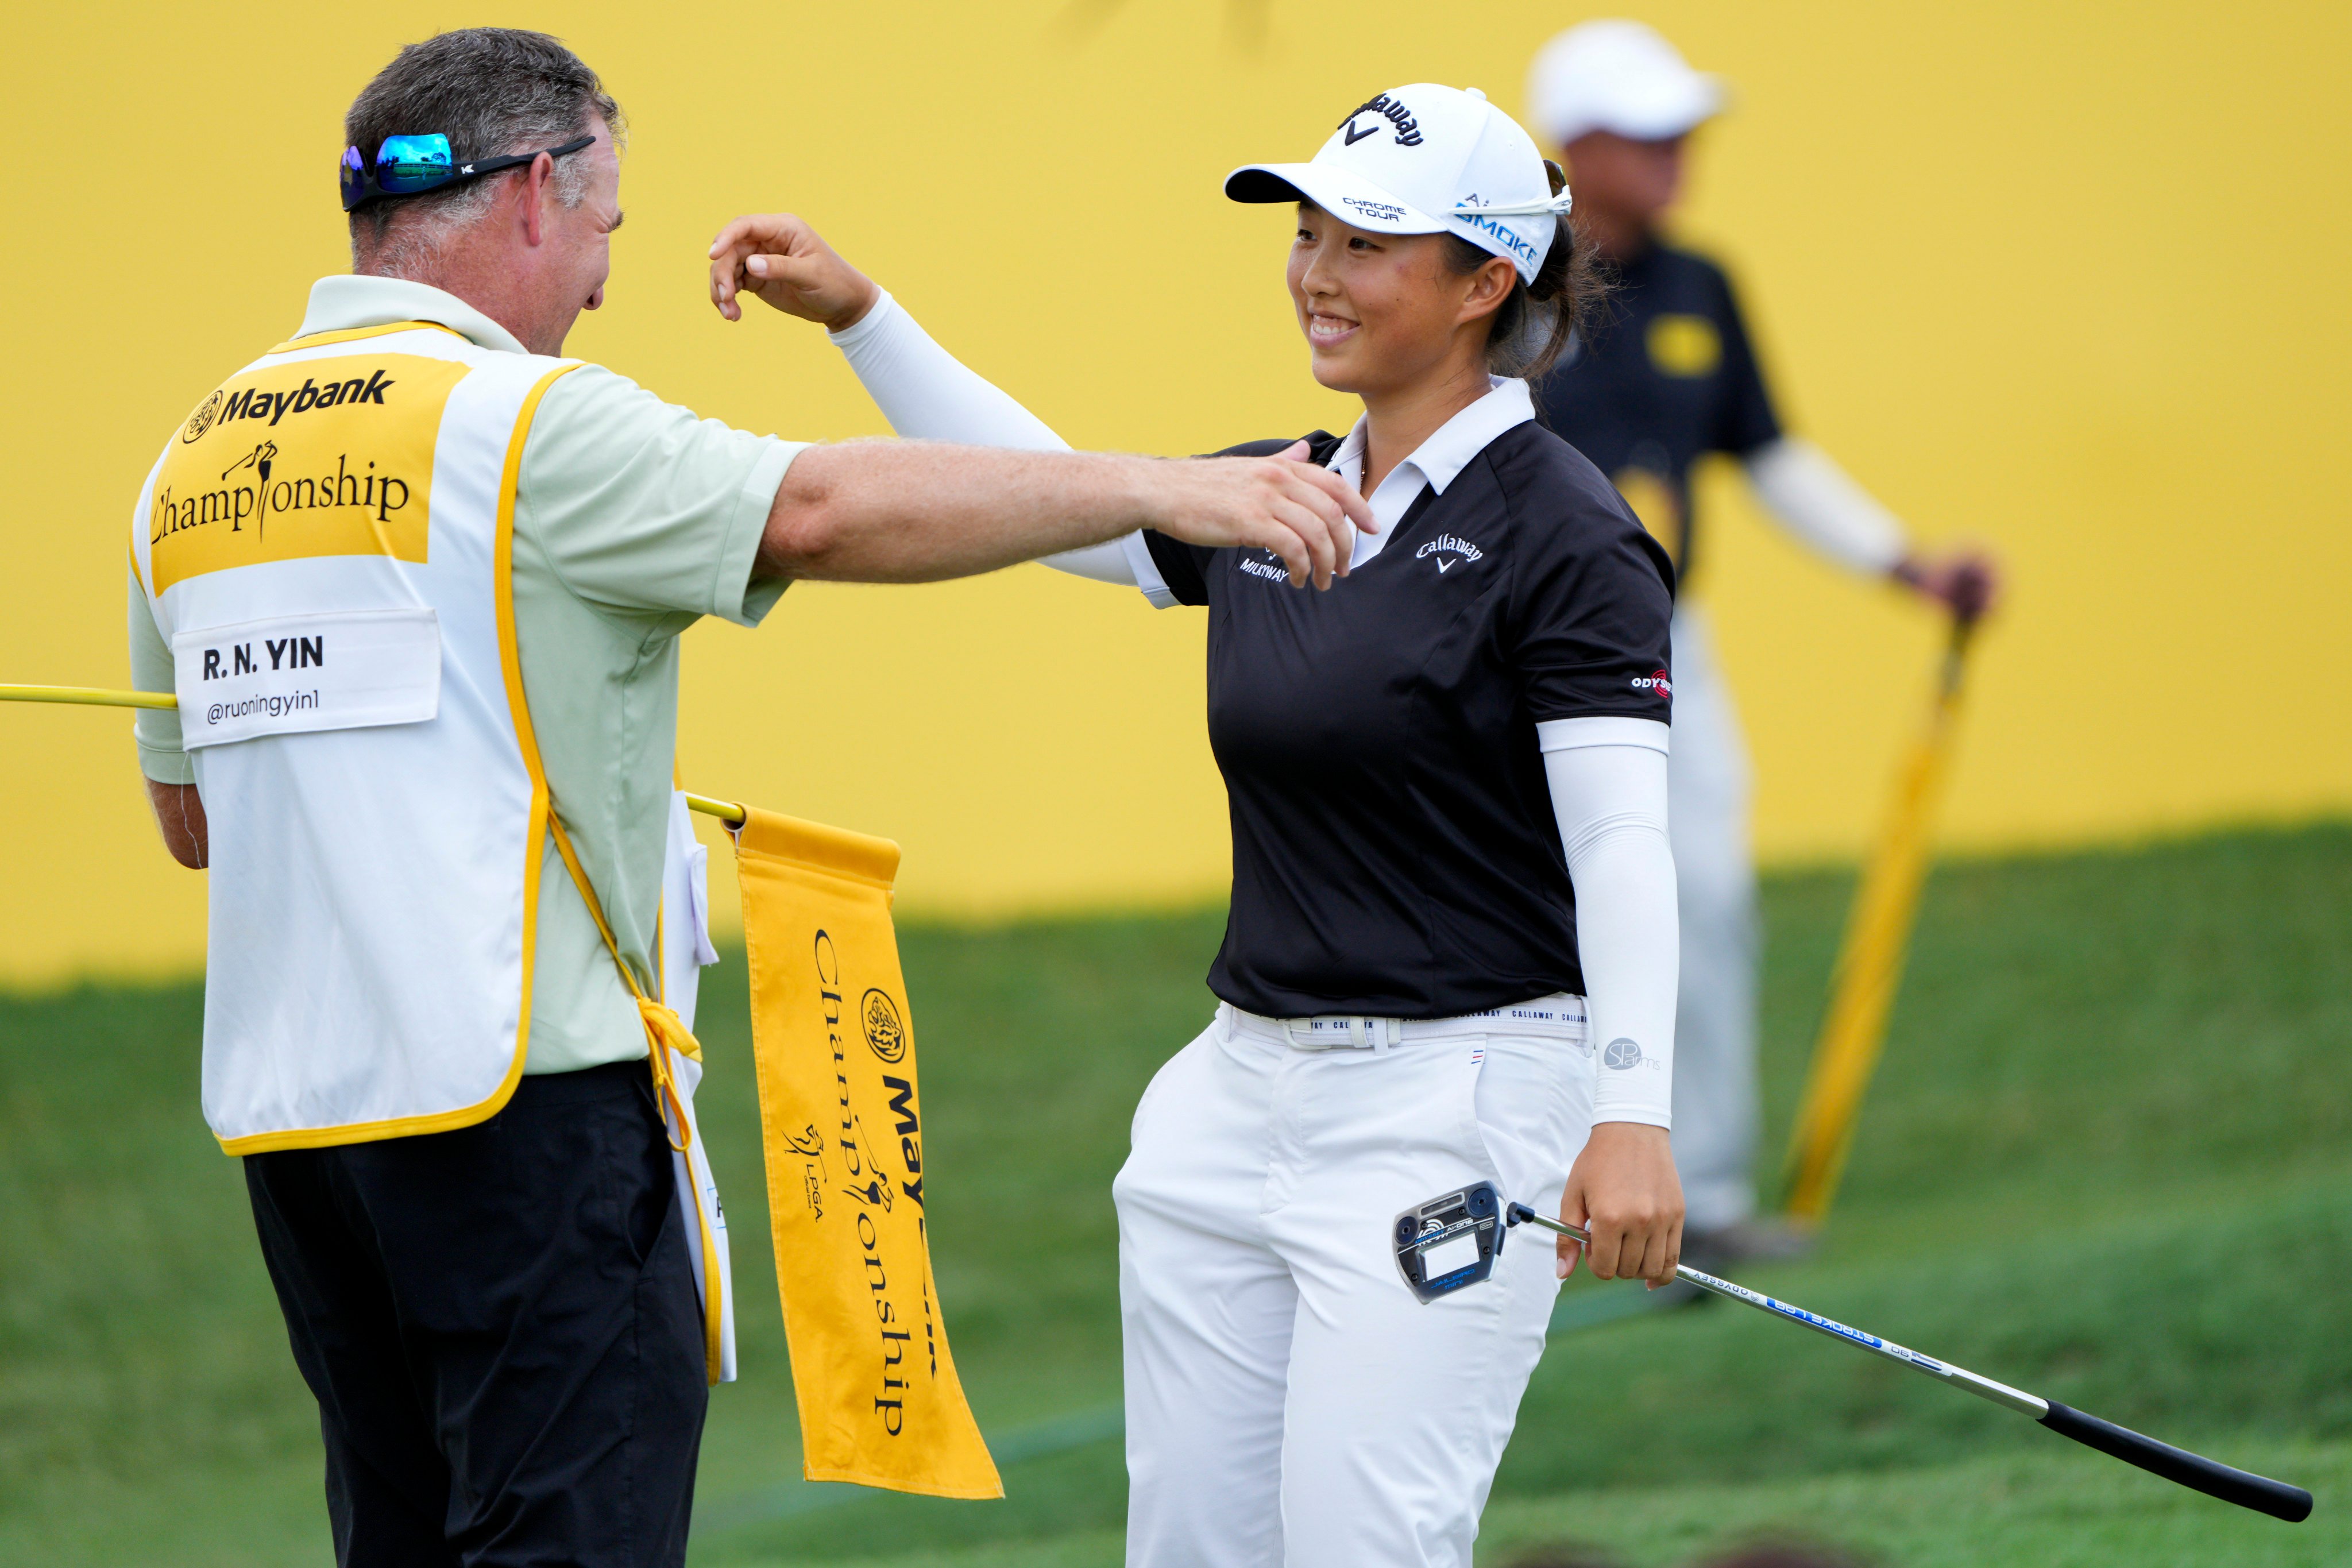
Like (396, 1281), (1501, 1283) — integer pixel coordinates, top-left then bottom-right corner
(1393, 1181), (1503, 1303)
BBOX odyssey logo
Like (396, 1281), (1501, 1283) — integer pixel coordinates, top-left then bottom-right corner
(1630, 669), (1673, 699)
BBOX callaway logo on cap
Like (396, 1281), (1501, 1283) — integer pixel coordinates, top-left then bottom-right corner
(1224, 84), (1573, 284)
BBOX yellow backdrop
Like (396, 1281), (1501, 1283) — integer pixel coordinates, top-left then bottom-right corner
(3, 0), (2346, 983)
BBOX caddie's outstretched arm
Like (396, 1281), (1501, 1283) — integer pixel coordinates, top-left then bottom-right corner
(755, 437), (1363, 587)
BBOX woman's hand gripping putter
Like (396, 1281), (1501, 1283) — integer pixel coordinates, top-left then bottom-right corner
(1393, 1181), (1504, 1301)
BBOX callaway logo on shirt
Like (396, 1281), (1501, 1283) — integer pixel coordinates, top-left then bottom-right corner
(1415, 534), (1484, 573)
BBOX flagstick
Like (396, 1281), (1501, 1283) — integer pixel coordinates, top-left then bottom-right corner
(0, 683), (747, 825)
(1, 683), (179, 710)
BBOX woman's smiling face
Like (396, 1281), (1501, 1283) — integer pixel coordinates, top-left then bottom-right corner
(1285, 202), (1512, 400)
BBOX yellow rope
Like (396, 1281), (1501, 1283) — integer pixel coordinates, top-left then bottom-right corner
(0, 683), (747, 824)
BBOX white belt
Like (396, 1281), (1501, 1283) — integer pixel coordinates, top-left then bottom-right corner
(1223, 997), (1588, 1053)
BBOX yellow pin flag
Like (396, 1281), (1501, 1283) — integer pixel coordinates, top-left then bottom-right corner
(732, 808), (1002, 1500)
(1781, 616), (1979, 1225)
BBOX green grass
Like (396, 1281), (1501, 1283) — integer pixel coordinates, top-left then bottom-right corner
(2, 822), (2348, 1564)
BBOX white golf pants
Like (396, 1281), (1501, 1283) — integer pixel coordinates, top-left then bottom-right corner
(1667, 604), (1762, 1232)
(1113, 999), (1594, 1568)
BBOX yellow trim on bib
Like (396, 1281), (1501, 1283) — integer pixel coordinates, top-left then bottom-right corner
(268, 319), (471, 354)
(214, 361), (581, 1156)
(542, 804), (729, 1382)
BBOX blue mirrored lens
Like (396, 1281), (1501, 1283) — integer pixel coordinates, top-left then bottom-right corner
(374, 134), (455, 194)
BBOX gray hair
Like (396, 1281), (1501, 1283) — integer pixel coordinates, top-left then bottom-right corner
(343, 29), (624, 277)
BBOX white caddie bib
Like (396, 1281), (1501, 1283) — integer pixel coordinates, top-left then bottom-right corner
(132, 322), (577, 1153)
(135, 319), (737, 1383)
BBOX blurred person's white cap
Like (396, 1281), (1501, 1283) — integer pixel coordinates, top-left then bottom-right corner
(1525, 20), (1724, 147)
(1225, 83), (1574, 285)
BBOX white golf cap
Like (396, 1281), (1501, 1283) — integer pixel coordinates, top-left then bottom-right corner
(1525, 20), (1724, 148)
(1225, 84), (1573, 285)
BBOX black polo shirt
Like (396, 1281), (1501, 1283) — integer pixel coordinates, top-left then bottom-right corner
(1144, 420), (1674, 1019)
(1532, 241), (1781, 587)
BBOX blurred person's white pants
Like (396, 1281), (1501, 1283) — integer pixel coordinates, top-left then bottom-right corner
(1666, 605), (1763, 1232)
(1114, 1002), (1593, 1568)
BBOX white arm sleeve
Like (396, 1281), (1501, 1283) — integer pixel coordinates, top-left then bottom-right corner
(829, 291), (1159, 596)
(828, 289), (1069, 450)
(1743, 436), (1909, 577)
(1538, 717), (1677, 1129)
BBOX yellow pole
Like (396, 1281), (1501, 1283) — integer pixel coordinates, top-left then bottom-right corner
(681, 792), (747, 827)
(1779, 617), (1977, 1224)
(0, 682), (179, 710)
(0, 684), (747, 825)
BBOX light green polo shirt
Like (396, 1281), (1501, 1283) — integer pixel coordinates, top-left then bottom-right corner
(129, 276), (804, 1073)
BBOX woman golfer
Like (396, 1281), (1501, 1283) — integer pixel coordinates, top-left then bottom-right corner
(713, 83), (1683, 1568)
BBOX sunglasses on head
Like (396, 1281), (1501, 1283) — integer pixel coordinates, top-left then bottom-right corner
(339, 132), (595, 212)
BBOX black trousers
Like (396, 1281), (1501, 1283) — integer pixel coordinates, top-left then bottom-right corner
(244, 1060), (709, 1567)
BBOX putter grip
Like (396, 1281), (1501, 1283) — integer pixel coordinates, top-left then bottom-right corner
(2037, 1401), (2312, 1523)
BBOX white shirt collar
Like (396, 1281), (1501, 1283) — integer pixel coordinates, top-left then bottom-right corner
(1334, 375), (1536, 498)
(1331, 377), (1536, 565)
(296, 275), (530, 356)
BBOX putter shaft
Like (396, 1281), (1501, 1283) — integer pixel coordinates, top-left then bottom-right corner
(1511, 1204), (2039, 1414)
(1505, 1203), (2311, 1522)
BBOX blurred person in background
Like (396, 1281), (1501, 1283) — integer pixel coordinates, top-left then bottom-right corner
(1524, 20), (1998, 1268)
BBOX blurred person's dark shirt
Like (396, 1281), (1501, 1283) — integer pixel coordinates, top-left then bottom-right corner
(1535, 242), (1781, 588)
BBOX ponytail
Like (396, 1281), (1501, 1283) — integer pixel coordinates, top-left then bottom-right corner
(1443, 210), (1607, 381)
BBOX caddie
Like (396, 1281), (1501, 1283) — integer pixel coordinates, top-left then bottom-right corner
(125, 28), (1368, 1565)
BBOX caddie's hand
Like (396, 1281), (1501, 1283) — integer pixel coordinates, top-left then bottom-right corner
(1151, 441), (1374, 590)
(1894, 546), (2000, 625)
(708, 213), (881, 331)
(1558, 1121), (1683, 1288)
